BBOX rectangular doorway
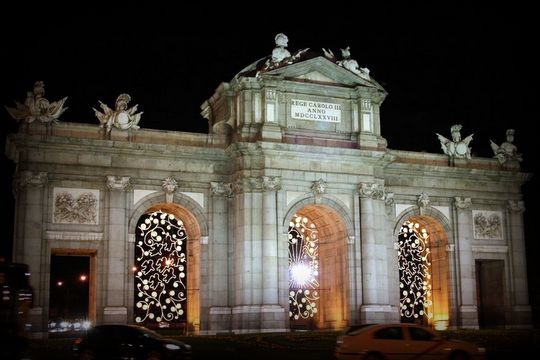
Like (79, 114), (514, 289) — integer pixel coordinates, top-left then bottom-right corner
(475, 259), (505, 328)
(49, 250), (96, 333)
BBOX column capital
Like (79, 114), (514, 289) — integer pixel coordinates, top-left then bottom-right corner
(210, 181), (233, 198)
(261, 176), (281, 191)
(18, 170), (48, 188)
(358, 182), (385, 200)
(454, 196), (472, 209)
(507, 200), (525, 213)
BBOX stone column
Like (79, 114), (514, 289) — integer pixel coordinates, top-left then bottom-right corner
(453, 196), (478, 328)
(231, 176), (263, 331)
(103, 176), (130, 324)
(261, 176), (286, 329)
(208, 182), (233, 331)
(507, 200), (532, 325)
(358, 182), (391, 322)
(15, 171), (48, 336)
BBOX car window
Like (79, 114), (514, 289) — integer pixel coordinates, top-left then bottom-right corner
(408, 326), (435, 341)
(345, 324), (375, 335)
(373, 326), (403, 340)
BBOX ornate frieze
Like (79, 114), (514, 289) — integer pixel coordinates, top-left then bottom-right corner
(53, 187), (99, 224)
(358, 182), (385, 200)
(473, 210), (503, 239)
(106, 176), (131, 191)
(210, 181), (234, 198)
(454, 197), (472, 209)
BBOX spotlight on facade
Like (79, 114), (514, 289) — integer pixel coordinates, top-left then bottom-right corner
(80, 275), (87, 282)
(291, 263), (311, 287)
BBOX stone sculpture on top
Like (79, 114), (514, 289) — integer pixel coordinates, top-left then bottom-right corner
(93, 93), (143, 135)
(490, 129), (522, 164)
(436, 124), (474, 160)
(5, 81), (68, 125)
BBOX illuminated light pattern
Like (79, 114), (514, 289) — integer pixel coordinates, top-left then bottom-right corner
(397, 220), (433, 321)
(288, 214), (319, 321)
(135, 210), (187, 328)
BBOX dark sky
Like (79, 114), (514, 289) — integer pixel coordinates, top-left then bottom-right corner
(1, 4), (538, 318)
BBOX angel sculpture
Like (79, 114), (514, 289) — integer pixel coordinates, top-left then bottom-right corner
(490, 129), (522, 164)
(93, 93), (142, 133)
(436, 124), (474, 160)
(5, 81), (68, 124)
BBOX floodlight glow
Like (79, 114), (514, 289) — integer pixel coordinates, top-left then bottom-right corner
(291, 263), (311, 286)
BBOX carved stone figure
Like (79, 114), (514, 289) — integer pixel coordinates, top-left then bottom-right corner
(258, 34), (309, 75)
(271, 33), (291, 64)
(337, 46), (370, 79)
(490, 129), (523, 164)
(93, 93), (143, 133)
(436, 124), (474, 160)
(5, 81), (68, 124)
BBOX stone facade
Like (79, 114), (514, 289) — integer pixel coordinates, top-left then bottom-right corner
(5, 46), (531, 337)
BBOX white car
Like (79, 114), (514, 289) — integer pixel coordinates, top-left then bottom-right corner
(335, 323), (486, 360)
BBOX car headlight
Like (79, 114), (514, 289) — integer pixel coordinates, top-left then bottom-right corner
(165, 343), (181, 350)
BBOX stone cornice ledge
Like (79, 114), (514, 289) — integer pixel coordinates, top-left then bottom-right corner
(471, 245), (508, 253)
(46, 231), (103, 241)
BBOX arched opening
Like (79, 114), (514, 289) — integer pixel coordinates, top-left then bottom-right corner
(133, 203), (200, 332)
(288, 204), (349, 330)
(397, 216), (449, 330)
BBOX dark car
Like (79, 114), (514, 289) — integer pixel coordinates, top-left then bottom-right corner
(73, 324), (191, 360)
(335, 323), (485, 360)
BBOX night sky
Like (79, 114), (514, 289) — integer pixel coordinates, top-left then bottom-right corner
(1, 5), (538, 322)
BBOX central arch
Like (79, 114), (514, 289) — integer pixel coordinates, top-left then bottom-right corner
(285, 199), (351, 330)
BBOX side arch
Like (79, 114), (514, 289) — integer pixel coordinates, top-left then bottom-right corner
(394, 205), (453, 329)
(128, 192), (207, 333)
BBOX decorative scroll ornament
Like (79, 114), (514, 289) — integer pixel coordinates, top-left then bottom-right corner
(5, 81), (68, 124)
(289, 214), (319, 321)
(385, 192), (395, 206)
(261, 176), (281, 191)
(210, 182), (233, 198)
(162, 177), (178, 203)
(106, 176), (131, 191)
(397, 220), (433, 322)
(358, 182), (385, 200)
(311, 178), (327, 196)
(135, 210), (187, 328)
(417, 193), (430, 208)
(507, 200), (525, 213)
(454, 197), (472, 210)
(436, 124), (474, 160)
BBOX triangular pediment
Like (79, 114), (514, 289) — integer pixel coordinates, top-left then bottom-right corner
(262, 56), (385, 91)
